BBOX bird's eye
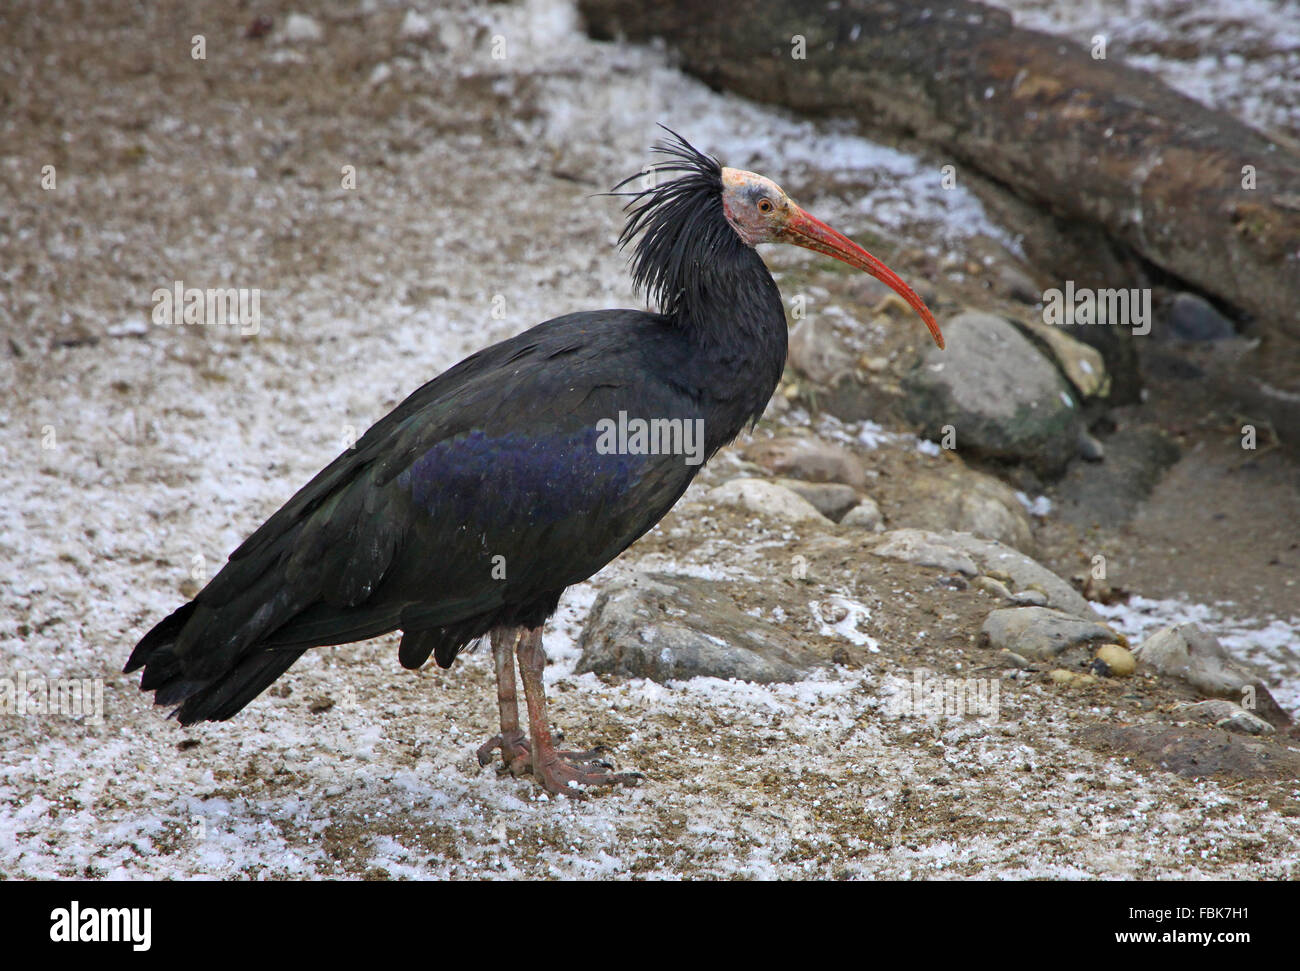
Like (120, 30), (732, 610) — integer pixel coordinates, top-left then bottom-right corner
(758, 199), (773, 214)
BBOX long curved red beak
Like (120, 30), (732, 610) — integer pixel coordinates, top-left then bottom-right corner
(782, 204), (944, 350)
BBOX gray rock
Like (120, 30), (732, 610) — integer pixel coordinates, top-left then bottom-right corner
(1135, 623), (1292, 727)
(871, 529), (979, 577)
(742, 437), (867, 490)
(1235, 368), (1300, 453)
(706, 478), (831, 525)
(999, 649), (1035, 670)
(1166, 292), (1236, 341)
(1077, 429), (1105, 462)
(576, 574), (822, 683)
(972, 575), (1013, 600)
(894, 464), (1035, 553)
(839, 496), (883, 531)
(787, 317), (856, 386)
(902, 312), (1083, 476)
(771, 478), (861, 522)
(1174, 700), (1275, 736)
(870, 528), (1098, 619)
(1009, 588), (1049, 606)
(981, 606), (1115, 660)
(974, 574), (1048, 606)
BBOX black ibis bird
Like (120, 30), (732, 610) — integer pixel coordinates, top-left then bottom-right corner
(126, 130), (943, 797)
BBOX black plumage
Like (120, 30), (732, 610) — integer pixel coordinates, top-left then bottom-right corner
(127, 133), (782, 716)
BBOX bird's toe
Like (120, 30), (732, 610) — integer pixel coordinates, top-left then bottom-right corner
(476, 728), (531, 768)
(535, 757), (642, 799)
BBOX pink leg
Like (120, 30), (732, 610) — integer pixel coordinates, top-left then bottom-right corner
(514, 624), (640, 798)
(476, 628), (531, 774)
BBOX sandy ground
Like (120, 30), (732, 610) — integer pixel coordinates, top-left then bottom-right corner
(1, 0), (1297, 878)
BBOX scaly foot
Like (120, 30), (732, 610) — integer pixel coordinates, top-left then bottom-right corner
(478, 730), (626, 789)
(532, 751), (642, 799)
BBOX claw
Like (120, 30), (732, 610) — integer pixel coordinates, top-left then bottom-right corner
(476, 737), (500, 767)
(478, 735), (620, 778)
(476, 728), (530, 768)
(534, 756), (642, 799)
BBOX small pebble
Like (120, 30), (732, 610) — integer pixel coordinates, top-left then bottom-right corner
(999, 650), (1033, 670)
(1077, 429), (1105, 462)
(1093, 643), (1136, 677)
(1049, 668), (1098, 687)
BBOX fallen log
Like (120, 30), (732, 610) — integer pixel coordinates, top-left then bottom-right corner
(581, 0), (1300, 341)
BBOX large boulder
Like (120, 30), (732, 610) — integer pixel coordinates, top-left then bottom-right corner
(981, 607), (1115, 661)
(870, 528), (1099, 619)
(894, 463), (1035, 553)
(576, 573), (823, 683)
(902, 312), (1083, 476)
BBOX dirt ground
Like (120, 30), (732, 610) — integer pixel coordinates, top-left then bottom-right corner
(1, 0), (1297, 878)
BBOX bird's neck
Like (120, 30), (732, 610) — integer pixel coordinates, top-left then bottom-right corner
(673, 243), (788, 449)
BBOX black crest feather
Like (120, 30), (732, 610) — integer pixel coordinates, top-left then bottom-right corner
(611, 127), (743, 320)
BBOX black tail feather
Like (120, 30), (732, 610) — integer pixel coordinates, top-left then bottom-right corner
(126, 589), (314, 723)
(173, 646), (309, 724)
(124, 600), (198, 675)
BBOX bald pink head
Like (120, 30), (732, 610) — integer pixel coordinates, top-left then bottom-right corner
(719, 166), (944, 350)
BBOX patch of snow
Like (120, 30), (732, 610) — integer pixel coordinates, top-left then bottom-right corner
(1014, 491), (1053, 517)
(809, 596), (879, 651)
